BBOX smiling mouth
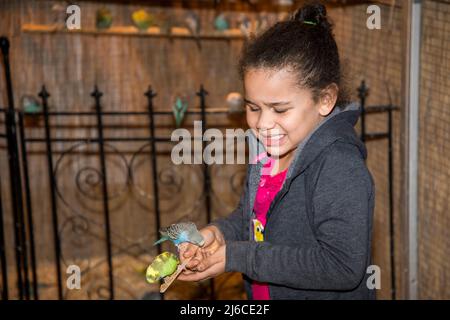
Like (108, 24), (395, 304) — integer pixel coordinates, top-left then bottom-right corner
(260, 134), (287, 146)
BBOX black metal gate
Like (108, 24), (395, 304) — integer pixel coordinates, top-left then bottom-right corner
(0, 36), (245, 300)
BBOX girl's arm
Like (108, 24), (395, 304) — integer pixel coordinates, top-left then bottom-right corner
(225, 143), (375, 291)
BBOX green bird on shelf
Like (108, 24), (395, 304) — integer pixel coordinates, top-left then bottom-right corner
(132, 9), (154, 31)
(172, 97), (188, 128)
(96, 8), (113, 30)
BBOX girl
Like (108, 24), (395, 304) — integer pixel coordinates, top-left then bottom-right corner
(178, 2), (375, 300)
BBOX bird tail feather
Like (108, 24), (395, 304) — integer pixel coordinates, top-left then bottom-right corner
(153, 236), (168, 246)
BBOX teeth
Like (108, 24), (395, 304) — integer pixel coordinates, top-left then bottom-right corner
(266, 134), (284, 139)
(261, 134), (285, 142)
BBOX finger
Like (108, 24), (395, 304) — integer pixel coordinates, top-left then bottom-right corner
(188, 246), (207, 266)
(181, 269), (195, 276)
(181, 244), (198, 259)
(178, 243), (188, 252)
(199, 228), (215, 247)
(177, 264), (218, 282)
(186, 258), (201, 270)
(196, 248), (224, 272)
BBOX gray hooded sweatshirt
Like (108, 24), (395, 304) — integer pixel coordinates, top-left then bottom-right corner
(211, 102), (375, 300)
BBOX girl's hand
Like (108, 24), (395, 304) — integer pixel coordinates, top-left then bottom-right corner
(177, 244), (226, 282)
(178, 225), (225, 280)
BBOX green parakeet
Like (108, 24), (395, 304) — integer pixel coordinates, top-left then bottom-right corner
(146, 252), (179, 284)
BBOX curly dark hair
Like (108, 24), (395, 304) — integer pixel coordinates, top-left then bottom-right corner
(238, 2), (349, 107)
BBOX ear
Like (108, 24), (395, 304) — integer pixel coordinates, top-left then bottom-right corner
(318, 83), (339, 117)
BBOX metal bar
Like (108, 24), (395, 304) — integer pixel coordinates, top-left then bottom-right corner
(1, 36), (29, 300)
(92, 86), (115, 300)
(24, 137), (174, 143)
(39, 86), (63, 299)
(144, 86), (163, 300)
(0, 172), (8, 300)
(0, 94), (8, 301)
(357, 80), (368, 143)
(197, 85), (215, 299)
(364, 132), (390, 141)
(387, 104), (396, 300)
(18, 112), (39, 300)
(18, 109), (229, 117)
(364, 105), (400, 114)
(358, 78), (398, 299)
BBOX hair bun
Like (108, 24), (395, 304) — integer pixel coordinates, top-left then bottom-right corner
(292, 3), (332, 31)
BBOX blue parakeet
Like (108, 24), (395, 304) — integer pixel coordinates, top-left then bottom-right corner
(153, 222), (205, 247)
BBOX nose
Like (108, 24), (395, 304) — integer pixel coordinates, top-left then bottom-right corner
(256, 110), (275, 131)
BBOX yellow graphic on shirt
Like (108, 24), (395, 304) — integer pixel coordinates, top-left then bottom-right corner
(253, 219), (265, 242)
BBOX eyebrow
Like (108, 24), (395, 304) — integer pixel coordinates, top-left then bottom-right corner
(244, 98), (291, 108)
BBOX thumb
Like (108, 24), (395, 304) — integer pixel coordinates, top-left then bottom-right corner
(199, 228), (216, 247)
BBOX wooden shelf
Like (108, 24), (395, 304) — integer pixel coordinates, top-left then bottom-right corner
(21, 23), (246, 40)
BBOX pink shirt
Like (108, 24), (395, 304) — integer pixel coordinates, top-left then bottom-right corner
(251, 158), (288, 300)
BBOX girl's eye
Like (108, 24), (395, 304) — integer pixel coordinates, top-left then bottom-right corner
(246, 105), (260, 112)
(273, 108), (288, 114)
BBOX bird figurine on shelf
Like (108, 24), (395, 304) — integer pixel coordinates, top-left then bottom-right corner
(214, 13), (230, 32)
(172, 96), (188, 128)
(155, 11), (172, 35)
(51, 1), (69, 29)
(96, 7), (113, 30)
(226, 92), (245, 114)
(238, 13), (252, 38)
(132, 9), (154, 31)
(21, 95), (42, 114)
(153, 222), (205, 248)
(184, 11), (201, 49)
(256, 12), (270, 34)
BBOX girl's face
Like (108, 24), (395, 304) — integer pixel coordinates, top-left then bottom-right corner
(244, 68), (335, 166)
